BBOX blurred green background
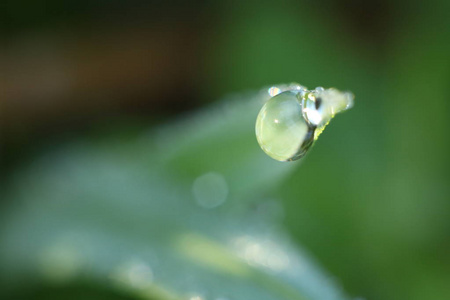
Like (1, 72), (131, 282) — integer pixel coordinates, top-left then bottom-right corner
(1, 0), (450, 300)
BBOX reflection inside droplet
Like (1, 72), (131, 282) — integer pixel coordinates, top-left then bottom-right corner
(268, 86), (281, 97)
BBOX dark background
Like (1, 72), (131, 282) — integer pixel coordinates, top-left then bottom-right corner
(1, 1), (450, 300)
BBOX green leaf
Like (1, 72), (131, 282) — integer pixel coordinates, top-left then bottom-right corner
(0, 90), (347, 300)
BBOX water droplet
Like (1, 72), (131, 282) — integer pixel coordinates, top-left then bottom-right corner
(232, 235), (290, 272)
(255, 91), (315, 161)
(193, 172), (228, 209)
(111, 259), (154, 290)
(255, 86), (353, 161)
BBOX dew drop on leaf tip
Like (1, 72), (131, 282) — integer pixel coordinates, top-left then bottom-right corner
(255, 84), (354, 162)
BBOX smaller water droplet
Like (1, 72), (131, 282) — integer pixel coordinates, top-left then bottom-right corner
(111, 259), (154, 290)
(193, 172), (228, 209)
(232, 235), (290, 272)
